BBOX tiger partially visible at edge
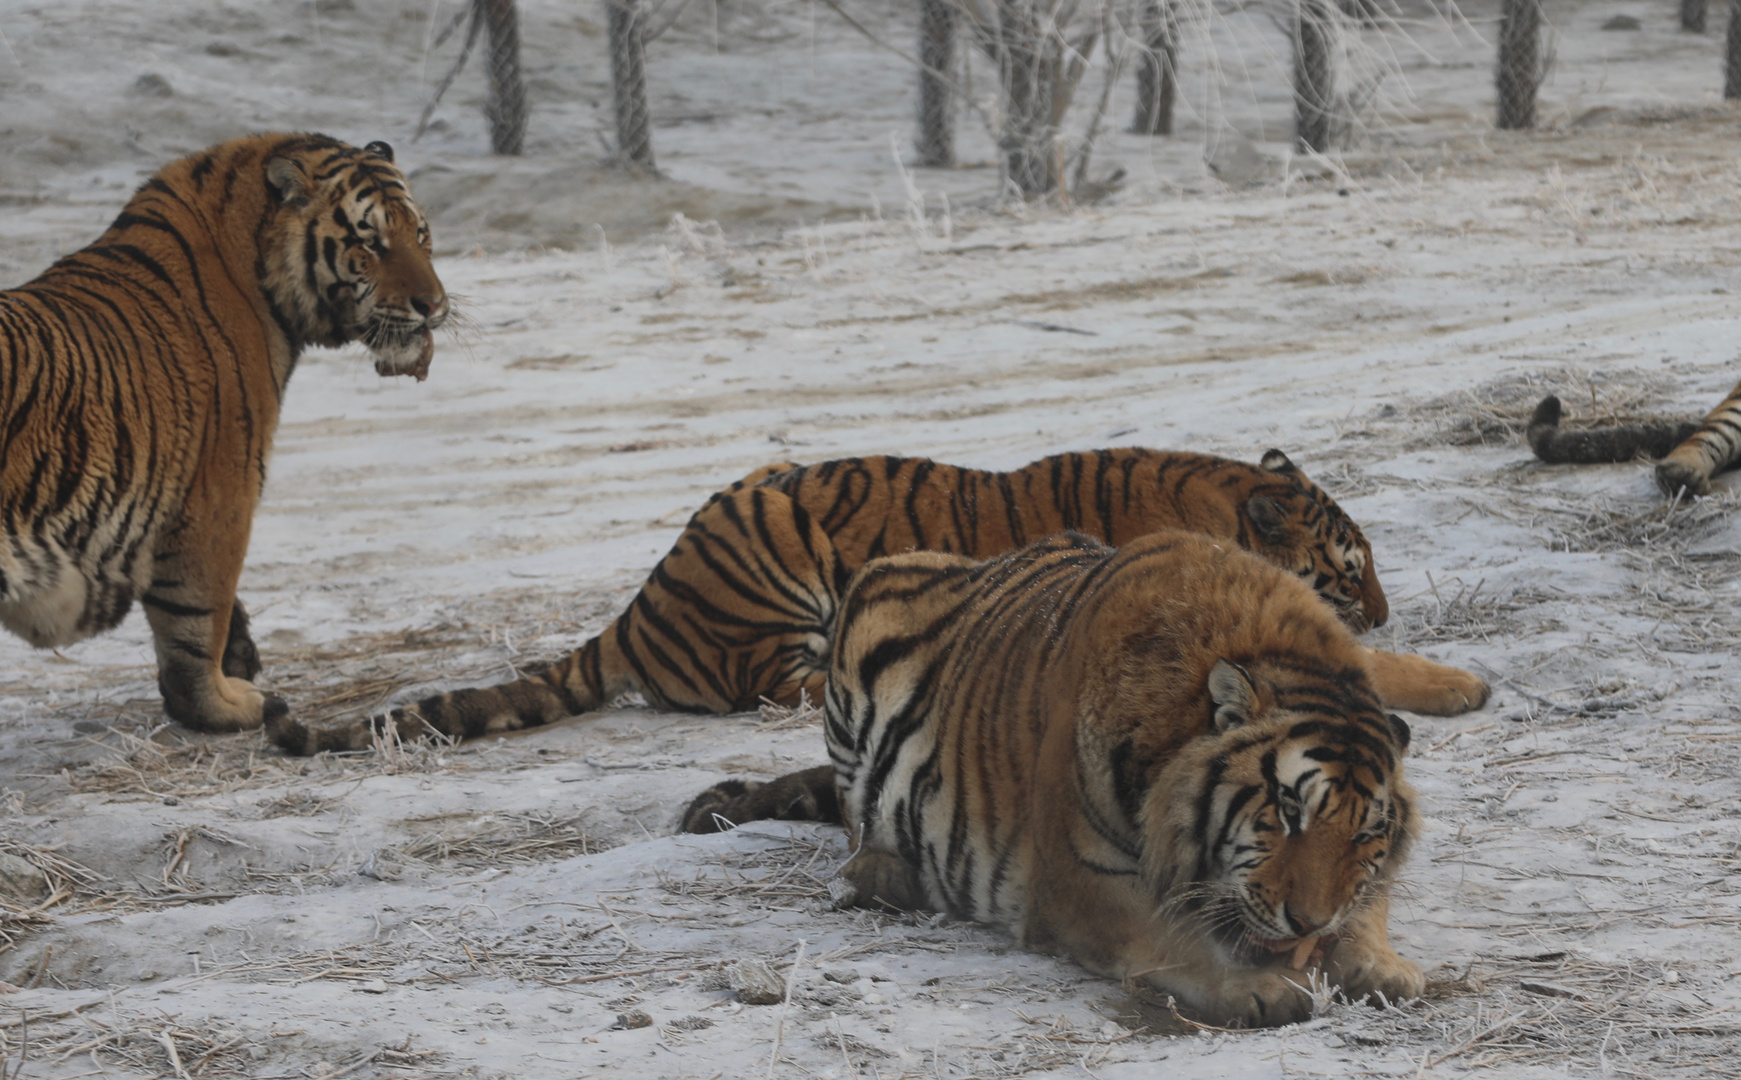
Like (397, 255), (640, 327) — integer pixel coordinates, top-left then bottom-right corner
(1527, 387), (1741, 496)
(269, 448), (1490, 754)
(0, 134), (448, 734)
(683, 530), (1425, 1029)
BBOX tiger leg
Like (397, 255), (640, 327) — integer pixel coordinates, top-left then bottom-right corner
(221, 598), (262, 681)
(1135, 942), (1315, 1029)
(680, 765), (840, 833)
(1657, 377), (1741, 496)
(1361, 647), (1489, 717)
(1323, 894), (1424, 1005)
(832, 846), (930, 913)
(143, 512), (280, 733)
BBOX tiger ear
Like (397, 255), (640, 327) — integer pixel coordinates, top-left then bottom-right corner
(266, 155), (314, 208)
(1387, 713), (1412, 754)
(1260, 449), (1297, 473)
(1207, 659), (1259, 733)
(364, 140), (395, 163)
(1243, 494), (1289, 546)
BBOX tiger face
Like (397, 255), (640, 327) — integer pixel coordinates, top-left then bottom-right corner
(262, 139), (447, 380)
(1177, 659), (1414, 964)
(1244, 450), (1388, 633)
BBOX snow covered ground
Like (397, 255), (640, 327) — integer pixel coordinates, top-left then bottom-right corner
(4, 1), (1741, 1077)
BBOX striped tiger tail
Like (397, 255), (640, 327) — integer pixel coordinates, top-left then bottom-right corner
(269, 484), (840, 754)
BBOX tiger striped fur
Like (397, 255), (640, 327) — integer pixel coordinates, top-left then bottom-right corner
(268, 448), (1488, 754)
(686, 531), (1423, 1028)
(1527, 392), (1731, 496)
(1, 134), (447, 733)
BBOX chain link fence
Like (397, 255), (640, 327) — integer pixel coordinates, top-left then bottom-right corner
(1684, 0), (1710, 34)
(1132, 0), (1179, 136)
(915, 0), (958, 167)
(1293, 0), (1336, 152)
(1729, 1), (1741, 98)
(608, 0), (656, 170)
(480, 0), (527, 155)
(1496, 0), (1543, 131)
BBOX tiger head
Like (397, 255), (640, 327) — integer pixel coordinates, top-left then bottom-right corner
(1144, 658), (1415, 966)
(259, 136), (447, 381)
(1241, 450), (1388, 633)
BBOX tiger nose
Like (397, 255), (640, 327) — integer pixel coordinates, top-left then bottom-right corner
(1285, 907), (1324, 937)
(410, 294), (447, 322)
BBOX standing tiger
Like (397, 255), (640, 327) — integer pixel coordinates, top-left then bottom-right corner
(269, 448), (1488, 754)
(684, 531), (1424, 1028)
(0, 134), (448, 733)
(1527, 390), (1736, 496)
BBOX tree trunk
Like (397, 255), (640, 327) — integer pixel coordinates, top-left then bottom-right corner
(1728, 1), (1741, 97)
(1496, 0), (1541, 131)
(607, 0), (656, 169)
(991, 5), (1063, 198)
(915, 0), (956, 166)
(1133, 0), (1179, 136)
(478, 0), (527, 155)
(1684, 0), (1710, 33)
(1294, 0), (1335, 153)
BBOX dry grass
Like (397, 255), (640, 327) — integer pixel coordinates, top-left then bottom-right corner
(0, 1003), (450, 1080)
(1411, 367), (1683, 451)
(0, 843), (102, 958)
(396, 810), (612, 869)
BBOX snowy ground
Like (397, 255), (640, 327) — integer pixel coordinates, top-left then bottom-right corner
(5, 1), (1741, 1078)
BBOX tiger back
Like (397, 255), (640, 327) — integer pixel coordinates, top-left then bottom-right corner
(268, 448), (1488, 753)
(697, 531), (1424, 1029)
(1, 134), (447, 733)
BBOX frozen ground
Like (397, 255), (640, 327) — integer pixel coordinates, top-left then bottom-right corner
(4, 1), (1741, 1077)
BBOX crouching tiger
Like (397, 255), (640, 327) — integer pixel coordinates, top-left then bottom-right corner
(683, 531), (1425, 1029)
(268, 448), (1489, 754)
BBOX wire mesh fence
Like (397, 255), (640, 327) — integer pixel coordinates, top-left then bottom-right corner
(608, 0), (657, 170)
(480, 0), (527, 155)
(1132, 0), (1179, 136)
(1683, 0), (1710, 34)
(915, 0), (958, 167)
(1292, 0), (1336, 152)
(1496, 0), (1544, 131)
(1729, 1), (1741, 98)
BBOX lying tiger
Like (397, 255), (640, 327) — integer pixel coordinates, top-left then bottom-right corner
(685, 531), (1424, 1028)
(268, 448), (1489, 754)
(1528, 388), (1738, 496)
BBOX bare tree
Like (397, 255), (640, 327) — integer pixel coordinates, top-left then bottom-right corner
(1684, 0), (1710, 33)
(478, 0), (527, 155)
(963, 0), (1098, 199)
(1728, 0), (1741, 96)
(1294, 0), (1336, 152)
(916, 0), (958, 166)
(1132, 0), (1178, 136)
(1496, 0), (1542, 131)
(608, 0), (656, 169)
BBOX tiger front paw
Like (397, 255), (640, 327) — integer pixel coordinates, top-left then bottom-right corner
(1411, 668), (1491, 717)
(1173, 968), (1315, 1030)
(1325, 940), (1424, 1006)
(1655, 459), (1712, 498)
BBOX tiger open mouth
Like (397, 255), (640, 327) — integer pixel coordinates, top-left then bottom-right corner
(362, 320), (436, 382)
